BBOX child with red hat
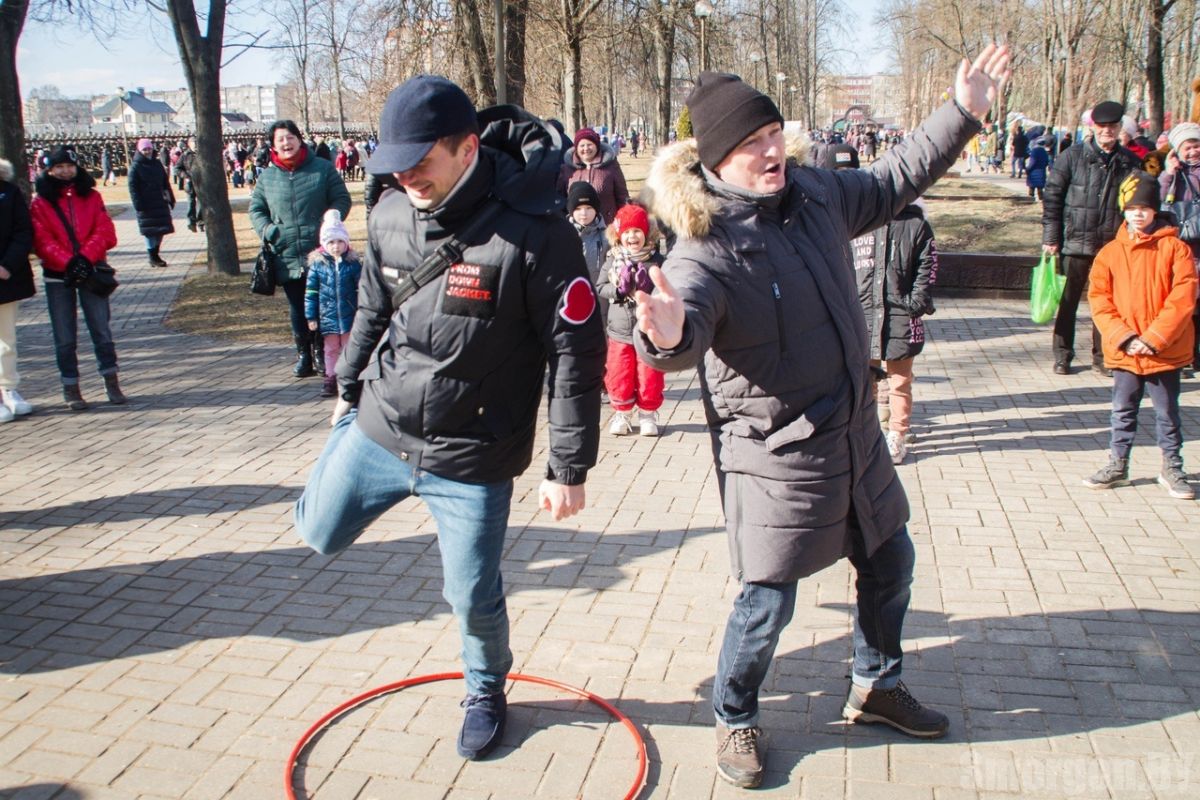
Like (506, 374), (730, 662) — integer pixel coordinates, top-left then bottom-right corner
(595, 204), (666, 436)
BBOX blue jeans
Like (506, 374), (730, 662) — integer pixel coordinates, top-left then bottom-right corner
(712, 527), (916, 728)
(144, 234), (162, 249)
(294, 413), (515, 695)
(1110, 368), (1183, 460)
(44, 280), (118, 384)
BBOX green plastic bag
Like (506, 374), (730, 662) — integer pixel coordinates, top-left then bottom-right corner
(1030, 252), (1066, 324)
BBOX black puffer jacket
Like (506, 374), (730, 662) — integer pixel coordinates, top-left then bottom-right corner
(1042, 140), (1139, 256)
(853, 204), (937, 361)
(0, 164), (34, 305)
(128, 153), (175, 237)
(337, 106), (607, 485)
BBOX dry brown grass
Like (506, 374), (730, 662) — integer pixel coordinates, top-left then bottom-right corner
(925, 196), (1042, 253)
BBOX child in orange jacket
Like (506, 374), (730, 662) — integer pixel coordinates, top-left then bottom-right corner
(1084, 171), (1197, 499)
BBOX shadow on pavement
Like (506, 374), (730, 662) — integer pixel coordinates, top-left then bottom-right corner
(0, 529), (707, 677)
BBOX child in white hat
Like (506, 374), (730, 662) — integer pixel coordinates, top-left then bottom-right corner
(305, 210), (362, 397)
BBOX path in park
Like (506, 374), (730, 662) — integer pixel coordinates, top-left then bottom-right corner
(1, 194), (1199, 800)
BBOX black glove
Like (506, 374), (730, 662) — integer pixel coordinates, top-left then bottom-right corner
(64, 254), (93, 288)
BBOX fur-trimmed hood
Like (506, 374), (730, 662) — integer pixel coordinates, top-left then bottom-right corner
(641, 135), (811, 240)
(34, 168), (96, 202)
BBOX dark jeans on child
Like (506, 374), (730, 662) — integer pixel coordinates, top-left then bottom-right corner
(1110, 368), (1183, 458)
(1053, 254), (1102, 365)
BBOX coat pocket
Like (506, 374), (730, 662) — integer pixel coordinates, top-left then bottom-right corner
(763, 379), (850, 453)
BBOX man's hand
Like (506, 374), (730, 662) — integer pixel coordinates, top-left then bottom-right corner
(1042, 244), (1060, 255)
(330, 398), (353, 426)
(954, 43), (1012, 121)
(634, 266), (685, 351)
(538, 481), (585, 521)
(1165, 151), (1181, 175)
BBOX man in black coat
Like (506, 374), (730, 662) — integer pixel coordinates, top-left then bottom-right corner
(176, 137), (203, 232)
(1042, 101), (1141, 375)
(293, 76), (605, 761)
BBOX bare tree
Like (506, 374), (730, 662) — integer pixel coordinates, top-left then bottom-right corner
(274, 0), (314, 133)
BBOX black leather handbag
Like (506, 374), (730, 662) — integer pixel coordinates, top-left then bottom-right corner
(250, 238), (279, 296)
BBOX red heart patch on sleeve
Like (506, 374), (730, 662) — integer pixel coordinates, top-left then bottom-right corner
(559, 276), (597, 325)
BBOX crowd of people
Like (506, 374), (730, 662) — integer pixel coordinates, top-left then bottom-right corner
(2, 49), (1199, 792)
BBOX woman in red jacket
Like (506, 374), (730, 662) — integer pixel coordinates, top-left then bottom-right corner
(30, 146), (122, 410)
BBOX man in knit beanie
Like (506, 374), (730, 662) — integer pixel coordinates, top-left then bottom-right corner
(635, 46), (1011, 788)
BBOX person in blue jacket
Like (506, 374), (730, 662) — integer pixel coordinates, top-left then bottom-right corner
(305, 209), (362, 397)
(1025, 137), (1050, 201)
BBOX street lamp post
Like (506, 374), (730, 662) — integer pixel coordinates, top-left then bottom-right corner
(749, 52), (761, 91)
(695, 0), (713, 73)
(775, 72), (786, 113)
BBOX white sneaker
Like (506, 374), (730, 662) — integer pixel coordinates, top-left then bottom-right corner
(638, 410), (660, 437)
(609, 411), (633, 436)
(0, 404), (11, 423)
(886, 431), (907, 464)
(2, 388), (33, 416)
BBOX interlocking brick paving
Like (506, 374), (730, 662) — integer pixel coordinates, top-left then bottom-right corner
(1, 200), (1198, 799)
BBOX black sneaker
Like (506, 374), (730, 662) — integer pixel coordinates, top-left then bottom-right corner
(1159, 462), (1195, 500)
(842, 681), (949, 739)
(456, 692), (506, 759)
(1082, 457), (1129, 489)
(715, 723), (764, 788)
(1053, 360), (1070, 375)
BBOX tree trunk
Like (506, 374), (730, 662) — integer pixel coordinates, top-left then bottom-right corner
(455, 0), (496, 105)
(0, 0), (30, 200)
(650, 1), (675, 143)
(1145, 0), (1171, 138)
(564, 27), (584, 130)
(165, 0), (241, 276)
(505, 0), (527, 106)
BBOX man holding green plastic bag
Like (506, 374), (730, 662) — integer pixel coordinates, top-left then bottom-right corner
(1030, 251), (1066, 324)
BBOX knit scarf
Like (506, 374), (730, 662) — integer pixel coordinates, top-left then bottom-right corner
(613, 242), (656, 263)
(271, 145), (308, 172)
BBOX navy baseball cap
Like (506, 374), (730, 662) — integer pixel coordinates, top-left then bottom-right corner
(367, 75), (479, 175)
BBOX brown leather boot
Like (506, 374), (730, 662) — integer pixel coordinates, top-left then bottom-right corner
(104, 375), (127, 405)
(62, 384), (88, 411)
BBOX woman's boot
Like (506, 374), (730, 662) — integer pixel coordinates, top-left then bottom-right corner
(150, 246), (168, 268)
(311, 332), (325, 377)
(292, 333), (315, 377)
(62, 383), (88, 411)
(104, 374), (127, 404)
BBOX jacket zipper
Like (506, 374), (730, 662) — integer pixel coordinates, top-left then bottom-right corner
(771, 280), (788, 353)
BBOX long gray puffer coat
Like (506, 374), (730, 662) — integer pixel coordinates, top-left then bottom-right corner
(636, 100), (980, 583)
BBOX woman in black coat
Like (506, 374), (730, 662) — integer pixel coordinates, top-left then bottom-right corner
(128, 138), (175, 267)
(0, 158), (36, 420)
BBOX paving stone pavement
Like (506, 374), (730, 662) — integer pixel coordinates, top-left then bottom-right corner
(1, 202), (1199, 800)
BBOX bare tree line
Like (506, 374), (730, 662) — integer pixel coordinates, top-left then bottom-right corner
(879, 0), (1200, 135)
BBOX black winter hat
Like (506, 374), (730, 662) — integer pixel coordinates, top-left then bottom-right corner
(43, 146), (79, 169)
(567, 181), (602, 215)
(1091, 100), (1125, 125)
(825, 143), (859, 170)
(687, 72), (784, 171)
(1118, 170), (1161, 211)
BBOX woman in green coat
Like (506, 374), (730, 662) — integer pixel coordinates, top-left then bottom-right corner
(249, 120), (352, 377)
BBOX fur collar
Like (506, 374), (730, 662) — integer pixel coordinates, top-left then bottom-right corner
(642, 135), (810, 240)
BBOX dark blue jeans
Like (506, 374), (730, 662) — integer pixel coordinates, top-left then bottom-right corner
(712, 527), (916, 729)
(282, 278), (308, 340)
(44, 280), (118, 384)
(294, 413), (515, 695)
(1110, 368), (1183, 460)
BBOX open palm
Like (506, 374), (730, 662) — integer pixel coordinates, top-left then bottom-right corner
(955, 44), (1012, 121)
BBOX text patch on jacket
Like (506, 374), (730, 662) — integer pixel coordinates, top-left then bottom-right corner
(441, 262), (500, 318)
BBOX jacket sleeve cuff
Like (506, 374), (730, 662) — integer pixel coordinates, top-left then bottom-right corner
(544, 464), (588, 486)
(637, 320), (695, 360)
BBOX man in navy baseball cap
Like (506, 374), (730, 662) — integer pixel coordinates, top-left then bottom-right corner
(366, 75), (479, 176)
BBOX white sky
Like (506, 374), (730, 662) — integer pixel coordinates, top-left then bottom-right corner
(17, 2), (890, 100)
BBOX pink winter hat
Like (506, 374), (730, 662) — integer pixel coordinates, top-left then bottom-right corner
(136, 138), (153, 151)
(319, 209), (350, 246)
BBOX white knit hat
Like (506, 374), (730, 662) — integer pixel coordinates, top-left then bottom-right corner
(1168, 122), (1200, 152)
(319, 209), (350, 246)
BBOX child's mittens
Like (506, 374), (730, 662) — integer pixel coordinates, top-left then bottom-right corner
(615, 262), (637, 297)
(633, 264), (654, 295)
